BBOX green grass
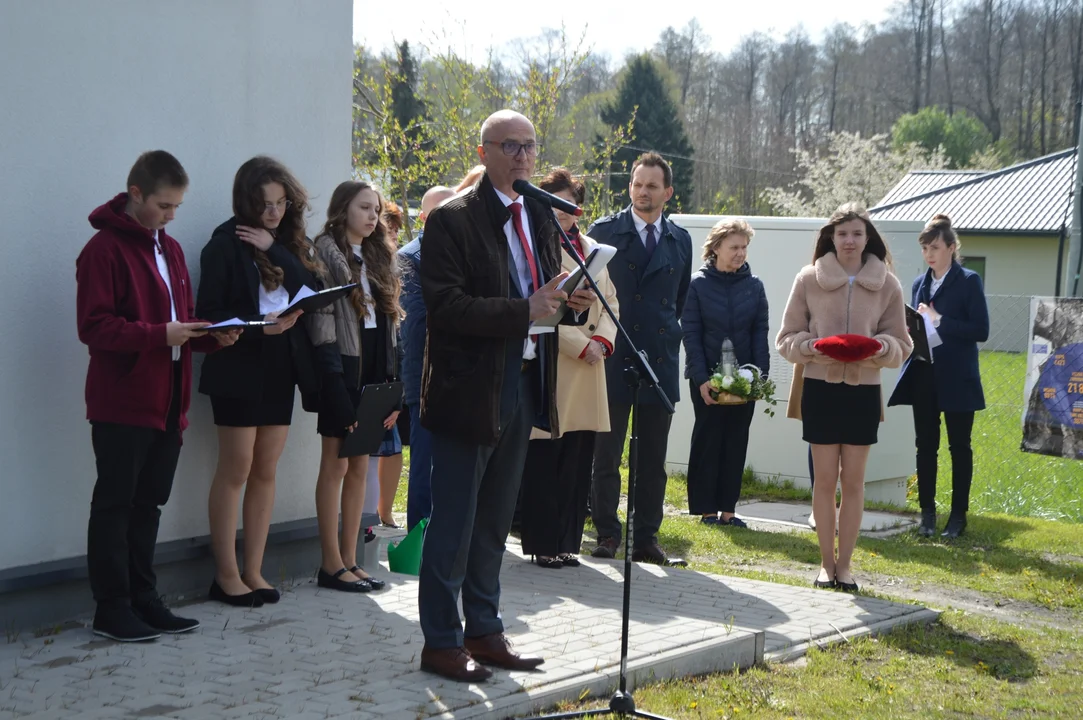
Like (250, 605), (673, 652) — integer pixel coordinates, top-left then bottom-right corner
(656, 496), (1083, 613)
(543, 611), (1083, 719)
(951, 351), (1083, 522)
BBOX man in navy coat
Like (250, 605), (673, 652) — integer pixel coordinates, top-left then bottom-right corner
(588, 152), (693, 566)
(398, 185), (455, 531)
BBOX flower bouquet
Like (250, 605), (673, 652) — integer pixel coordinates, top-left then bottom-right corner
(707, 339), (779, 416)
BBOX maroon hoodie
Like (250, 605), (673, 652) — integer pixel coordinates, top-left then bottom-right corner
(76, 193), (219, 433)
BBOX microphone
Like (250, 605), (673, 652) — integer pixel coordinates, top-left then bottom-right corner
(512, 179), (583, 217)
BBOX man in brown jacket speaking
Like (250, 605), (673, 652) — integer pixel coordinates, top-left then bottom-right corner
(417, 109), (595, 682)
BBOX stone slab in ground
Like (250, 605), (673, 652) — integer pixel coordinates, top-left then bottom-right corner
(736, 500), (918, 535)
(0, 540), (935, 719)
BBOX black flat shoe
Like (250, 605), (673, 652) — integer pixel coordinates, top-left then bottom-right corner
(813, 576), (836, 589)
(209, 580), (264, 608)
(722, 516), (749, 528)
(317, 568), (370, 593)
(918, 509), (937, 537)
(836, 579), (860, 593)
(532, 555), (563, 569)
(254, 588), (280, 604)
(941, 513), (967, 539)
(557, 554), (581, 567)
(349, 566), (386, 591)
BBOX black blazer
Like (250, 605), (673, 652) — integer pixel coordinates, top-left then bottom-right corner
(196, 218), (333, 402)
(888, 261), (989, 413)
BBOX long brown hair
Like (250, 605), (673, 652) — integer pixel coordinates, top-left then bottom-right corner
(233, 156), (322, 290)
(318, 181), (402, 322)
(812, 202), (893, 270)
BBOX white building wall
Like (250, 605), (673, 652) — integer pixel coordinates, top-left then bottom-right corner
(666, 215), (927, 504)
(0, 0), (354, 571)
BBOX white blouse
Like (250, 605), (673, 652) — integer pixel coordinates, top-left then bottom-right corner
(351, 244), (378, 329)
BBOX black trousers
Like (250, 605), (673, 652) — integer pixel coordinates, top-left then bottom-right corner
(520, 431), (595, 556)
(592, 402), (672, 549)
(910, 361), (975, 515)
(87, 363), (182, 606)
(687, 382), (755, 515)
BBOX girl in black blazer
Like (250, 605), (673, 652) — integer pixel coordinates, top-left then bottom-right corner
(196, 156), (333, 607)
(888, 214), (990, 538)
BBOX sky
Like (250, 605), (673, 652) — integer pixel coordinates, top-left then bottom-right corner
(352, 0), (896, 65)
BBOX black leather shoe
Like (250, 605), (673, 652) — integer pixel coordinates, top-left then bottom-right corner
(631, 543), (688, 567)
(209, 580), (264, 608)
(254, 588), (281, 604)
(93, 605), (161, 642)
(532, 555), (563, 569)
(317, 568), (370, 593)
(918, 510), (937, 537)
(349, 566), (386, 591)
(133, 598), (199, 633)
(941, 513), (967, 539)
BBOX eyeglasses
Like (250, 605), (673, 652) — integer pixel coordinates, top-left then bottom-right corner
(484, 141), (540, 157)
(264, 199), (292, 213)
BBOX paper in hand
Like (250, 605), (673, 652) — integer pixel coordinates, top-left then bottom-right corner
(922, 313), (943, 350)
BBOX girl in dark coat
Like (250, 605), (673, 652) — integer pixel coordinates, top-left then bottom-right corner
(681, 219), (769, 527)
(888, 214), (990, 538)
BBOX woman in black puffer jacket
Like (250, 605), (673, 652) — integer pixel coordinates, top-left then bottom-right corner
(681, 219), (769, 528)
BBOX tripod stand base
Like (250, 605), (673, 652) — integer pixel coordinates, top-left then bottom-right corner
(522, 689), (675, 719)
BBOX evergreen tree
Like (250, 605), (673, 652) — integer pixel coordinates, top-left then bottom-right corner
(598, 54), (696, 212)
(389, 41), (432, 200)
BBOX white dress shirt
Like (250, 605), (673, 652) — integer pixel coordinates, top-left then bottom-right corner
(152, 230), (180, 361)
(930, 272), (946, 297)
(255, 262), (290, 315)
(493, 187), (540, 361)
(351, 244), (378, 329)
(631, 210), (664, 249)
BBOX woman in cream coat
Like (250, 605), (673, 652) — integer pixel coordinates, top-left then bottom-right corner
(777, 203), (911, 593)
(519, 169), (619, 568)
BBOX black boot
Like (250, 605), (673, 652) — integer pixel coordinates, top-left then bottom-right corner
(918, 510), (936, 537)
(941, 512), (967, 539)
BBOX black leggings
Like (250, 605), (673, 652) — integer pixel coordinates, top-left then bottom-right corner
(911, 362), (975, 514)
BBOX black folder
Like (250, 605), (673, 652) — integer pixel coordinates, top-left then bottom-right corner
(205, 319), (277, 333)
(280, 283), (358, 317)
(527, 249), (599, 333)
(339, 382), (404, 458)
(905, 305), (934, 363)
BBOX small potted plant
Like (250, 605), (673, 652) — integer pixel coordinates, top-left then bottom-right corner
(707, 339), (779, 416)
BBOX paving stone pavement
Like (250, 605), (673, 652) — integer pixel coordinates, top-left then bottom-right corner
(0, 539), (936, 719)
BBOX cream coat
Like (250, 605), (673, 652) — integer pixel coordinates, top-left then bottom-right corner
(776, 252), (912, 419)
(530, 233), (620, 439)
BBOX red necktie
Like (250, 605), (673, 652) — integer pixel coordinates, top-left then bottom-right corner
(508, 202), (539, 294)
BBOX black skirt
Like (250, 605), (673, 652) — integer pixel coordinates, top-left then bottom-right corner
(801, 378), (881, 446)
(210, 334), (296, 427)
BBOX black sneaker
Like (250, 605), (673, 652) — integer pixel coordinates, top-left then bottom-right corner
(93, 604), (161, 642)
(133, 598), (200, 634)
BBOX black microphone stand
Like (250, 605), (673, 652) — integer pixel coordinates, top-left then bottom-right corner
(521, 204), (675, 720)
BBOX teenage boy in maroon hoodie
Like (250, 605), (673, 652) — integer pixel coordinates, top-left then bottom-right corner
(76, 150), (240, 642)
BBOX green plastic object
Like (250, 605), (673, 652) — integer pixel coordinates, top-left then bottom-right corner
(387, 518), (427, 575)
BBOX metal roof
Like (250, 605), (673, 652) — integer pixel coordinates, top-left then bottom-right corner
(868, 148), (1076, 233)
(878, 170), (989, 205)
